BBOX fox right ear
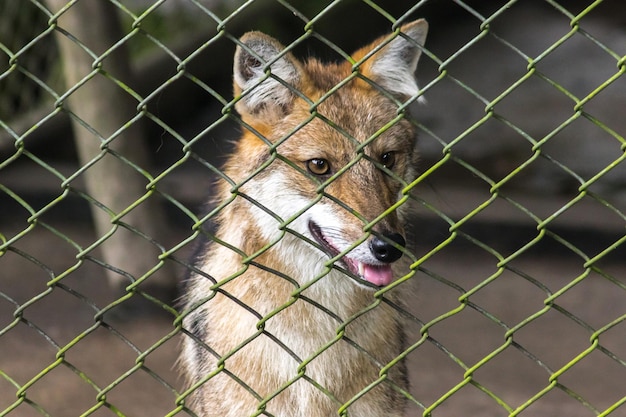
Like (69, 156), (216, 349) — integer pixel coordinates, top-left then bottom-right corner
(355, 19), (428, 100)
(233, 32), (303, 120)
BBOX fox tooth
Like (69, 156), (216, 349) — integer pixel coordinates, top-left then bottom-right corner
(358, 262), (365, 277)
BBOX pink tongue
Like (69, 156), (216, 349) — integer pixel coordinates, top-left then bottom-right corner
(361, 263), (394, 287)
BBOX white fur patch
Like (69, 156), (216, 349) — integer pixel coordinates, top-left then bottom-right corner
(243, 171), (358, 285)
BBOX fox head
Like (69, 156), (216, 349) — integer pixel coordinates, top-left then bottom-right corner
(223, 20), (428, 289)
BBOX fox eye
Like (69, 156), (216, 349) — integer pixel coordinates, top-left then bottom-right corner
(306, 158), (331, 176)
(381, 152), (396, 169)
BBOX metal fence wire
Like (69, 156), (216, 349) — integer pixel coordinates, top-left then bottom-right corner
(1, 0), (625, 416)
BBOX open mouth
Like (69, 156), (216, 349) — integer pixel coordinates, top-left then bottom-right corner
(308, 221), (394, 287)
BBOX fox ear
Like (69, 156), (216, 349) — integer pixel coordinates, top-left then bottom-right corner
(356, 19), (428, 100)
(233, 32), (303, 118)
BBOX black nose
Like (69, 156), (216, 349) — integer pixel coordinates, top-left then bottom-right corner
(370, 233), (405, 263)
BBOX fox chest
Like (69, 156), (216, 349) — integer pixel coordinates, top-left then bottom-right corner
(202, 294), (401, 392)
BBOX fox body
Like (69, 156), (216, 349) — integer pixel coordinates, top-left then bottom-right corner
(180, 19), (428, 417)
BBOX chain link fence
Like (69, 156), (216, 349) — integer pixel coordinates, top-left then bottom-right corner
(1, 0), (625, 416)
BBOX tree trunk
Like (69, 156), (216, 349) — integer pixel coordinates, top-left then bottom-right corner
(45, 0), (177, 301)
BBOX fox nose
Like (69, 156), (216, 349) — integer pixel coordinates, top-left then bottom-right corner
(370, 233), (405, 263)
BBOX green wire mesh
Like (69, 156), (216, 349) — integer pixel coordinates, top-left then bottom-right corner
(1, 0), (625, 416)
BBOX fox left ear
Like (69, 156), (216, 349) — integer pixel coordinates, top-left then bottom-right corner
(233, 32), (304, 120)
(355, 19), (428, 100)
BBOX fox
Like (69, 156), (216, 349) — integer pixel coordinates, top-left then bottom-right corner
(179, 18), (428, 417)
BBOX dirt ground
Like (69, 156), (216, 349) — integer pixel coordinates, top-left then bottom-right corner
(1, 207), (625, 417)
